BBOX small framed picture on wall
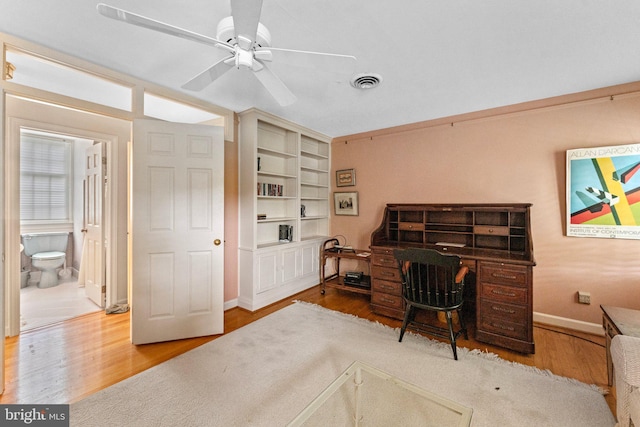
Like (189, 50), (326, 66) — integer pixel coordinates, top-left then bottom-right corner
(334, 191), (359, 216)
(336, 168), (355, 187)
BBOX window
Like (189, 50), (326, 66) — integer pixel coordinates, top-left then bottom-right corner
(20, 131), (72, 223)
(144, 92), (223, 124)
(6, 47), (133, 111)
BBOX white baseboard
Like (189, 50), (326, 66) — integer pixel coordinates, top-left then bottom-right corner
(224, 299), (238, 311)
(533, 311), (603, 336)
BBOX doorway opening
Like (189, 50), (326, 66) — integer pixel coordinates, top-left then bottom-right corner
(5, 94), (129, 337)
(18, 129), (104, 331)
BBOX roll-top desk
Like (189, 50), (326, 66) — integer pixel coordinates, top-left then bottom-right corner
(370, 203), (536, 354)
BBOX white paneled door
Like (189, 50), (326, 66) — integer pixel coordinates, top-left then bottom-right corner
(83, 142), (105, 307)
(131, 119), (224, 345)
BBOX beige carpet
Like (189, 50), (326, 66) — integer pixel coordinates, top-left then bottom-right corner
(71, 302), (615, 426)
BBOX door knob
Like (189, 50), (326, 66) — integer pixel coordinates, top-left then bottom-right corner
(214, 239), (222, 246)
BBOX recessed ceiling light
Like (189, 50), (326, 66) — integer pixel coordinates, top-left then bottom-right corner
(350, 73), (382, 89)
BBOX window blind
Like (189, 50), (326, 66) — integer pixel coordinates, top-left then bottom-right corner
(20, 133), (71, 222)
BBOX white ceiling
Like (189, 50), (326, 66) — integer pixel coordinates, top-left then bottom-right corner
(2, 1), (640, 138)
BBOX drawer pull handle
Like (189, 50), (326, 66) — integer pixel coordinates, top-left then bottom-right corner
(491, 322), (515, 332)
(492, 272), (517, 280)
(381, 271), (394, 277)
(380, 259), (394, 265)
(381, 297), (396, 304)
(380, 284), (395, 291)
(491, 306), (516, 314)
(491, 289), (516, 297)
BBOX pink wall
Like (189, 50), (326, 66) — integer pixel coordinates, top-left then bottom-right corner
(330, 92), (640, 324)
(224, 115), (239, 303)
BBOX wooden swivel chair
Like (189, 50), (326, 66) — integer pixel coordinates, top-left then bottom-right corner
(394, 248), (469, 360)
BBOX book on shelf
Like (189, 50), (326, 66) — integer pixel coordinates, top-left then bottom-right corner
(257, 182), (283, 196)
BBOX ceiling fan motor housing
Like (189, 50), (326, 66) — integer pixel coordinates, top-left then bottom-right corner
(216, 16), (272, 48)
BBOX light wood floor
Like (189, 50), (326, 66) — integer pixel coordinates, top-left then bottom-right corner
(0, 285), (616, 416)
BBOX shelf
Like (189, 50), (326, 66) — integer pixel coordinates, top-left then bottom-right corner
(300, 166), (328, 173)
(257, 196), (297, 199)
(301, 215), (327, 221)
(258, 171), (297, 179)
(257, 216), (297, 223)
(323, 276), (372, 296)
(257, 146), (298, 158)
(300, 150), (329, 160)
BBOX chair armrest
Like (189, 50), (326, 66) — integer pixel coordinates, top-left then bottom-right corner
(630, 388), (640, 426)
(612, 335), (640, 427)
(455, 266), (469, 284)
(612, 335), (640, 388)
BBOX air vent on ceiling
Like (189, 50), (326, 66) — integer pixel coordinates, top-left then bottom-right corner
(350, 73), (382, 89)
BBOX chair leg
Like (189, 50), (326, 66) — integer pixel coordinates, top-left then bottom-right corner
(458, 308), (468, 340)
(445, 311), (458, 360)
(399, 305), (413, 342)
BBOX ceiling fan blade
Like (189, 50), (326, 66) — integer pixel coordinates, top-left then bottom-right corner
(97, 3), (234, 53)
(253, 62), (297, 106)
(230, 0), (263, 42)
(181, 56), (234, 91)
(261, 47), (356, 71)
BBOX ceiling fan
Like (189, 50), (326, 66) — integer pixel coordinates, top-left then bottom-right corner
(97, 0), (356, 106)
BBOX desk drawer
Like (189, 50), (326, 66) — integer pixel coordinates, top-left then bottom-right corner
(479, 316), (529, 340)
(372, 253), (397, 268)
(371, 291), (403, 310)
(480, 282), (528, 305)
(399, 222), (424, 231)
(480, 300), (526, 324)
(474, 225), (509, 236)
(372, 279), (402, 295)
(371, 265), (401, 282)
(479, 263), (528, 287)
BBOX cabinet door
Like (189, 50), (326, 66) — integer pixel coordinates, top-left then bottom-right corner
(257, 251), (278, 294)
(300, 243), (317, 277)
(281, 247), (298, 284)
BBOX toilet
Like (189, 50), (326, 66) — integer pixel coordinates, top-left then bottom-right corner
(21, 232), (69, 288)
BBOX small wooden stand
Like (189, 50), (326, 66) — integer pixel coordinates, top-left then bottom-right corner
(320, 238), (371, 295)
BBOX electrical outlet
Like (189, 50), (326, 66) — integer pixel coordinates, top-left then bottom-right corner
(577, 291), (591, 305)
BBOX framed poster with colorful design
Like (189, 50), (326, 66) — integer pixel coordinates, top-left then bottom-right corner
(567, 143), (640, 239)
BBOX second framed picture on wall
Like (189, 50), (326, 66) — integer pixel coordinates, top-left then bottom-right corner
(336, 168), (355, 187)
(334, 192), (359, 216)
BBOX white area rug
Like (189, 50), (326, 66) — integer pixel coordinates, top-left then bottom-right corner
(71, 302), (615, 426)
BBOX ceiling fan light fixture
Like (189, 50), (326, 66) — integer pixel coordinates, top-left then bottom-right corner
(350, 73), (382, 89)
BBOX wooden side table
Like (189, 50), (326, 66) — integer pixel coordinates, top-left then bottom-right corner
(320, 238), (371, 295)
(601, 305), (640, 386)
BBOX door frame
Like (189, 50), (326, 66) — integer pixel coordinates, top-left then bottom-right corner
(4, 116), (119, 336)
